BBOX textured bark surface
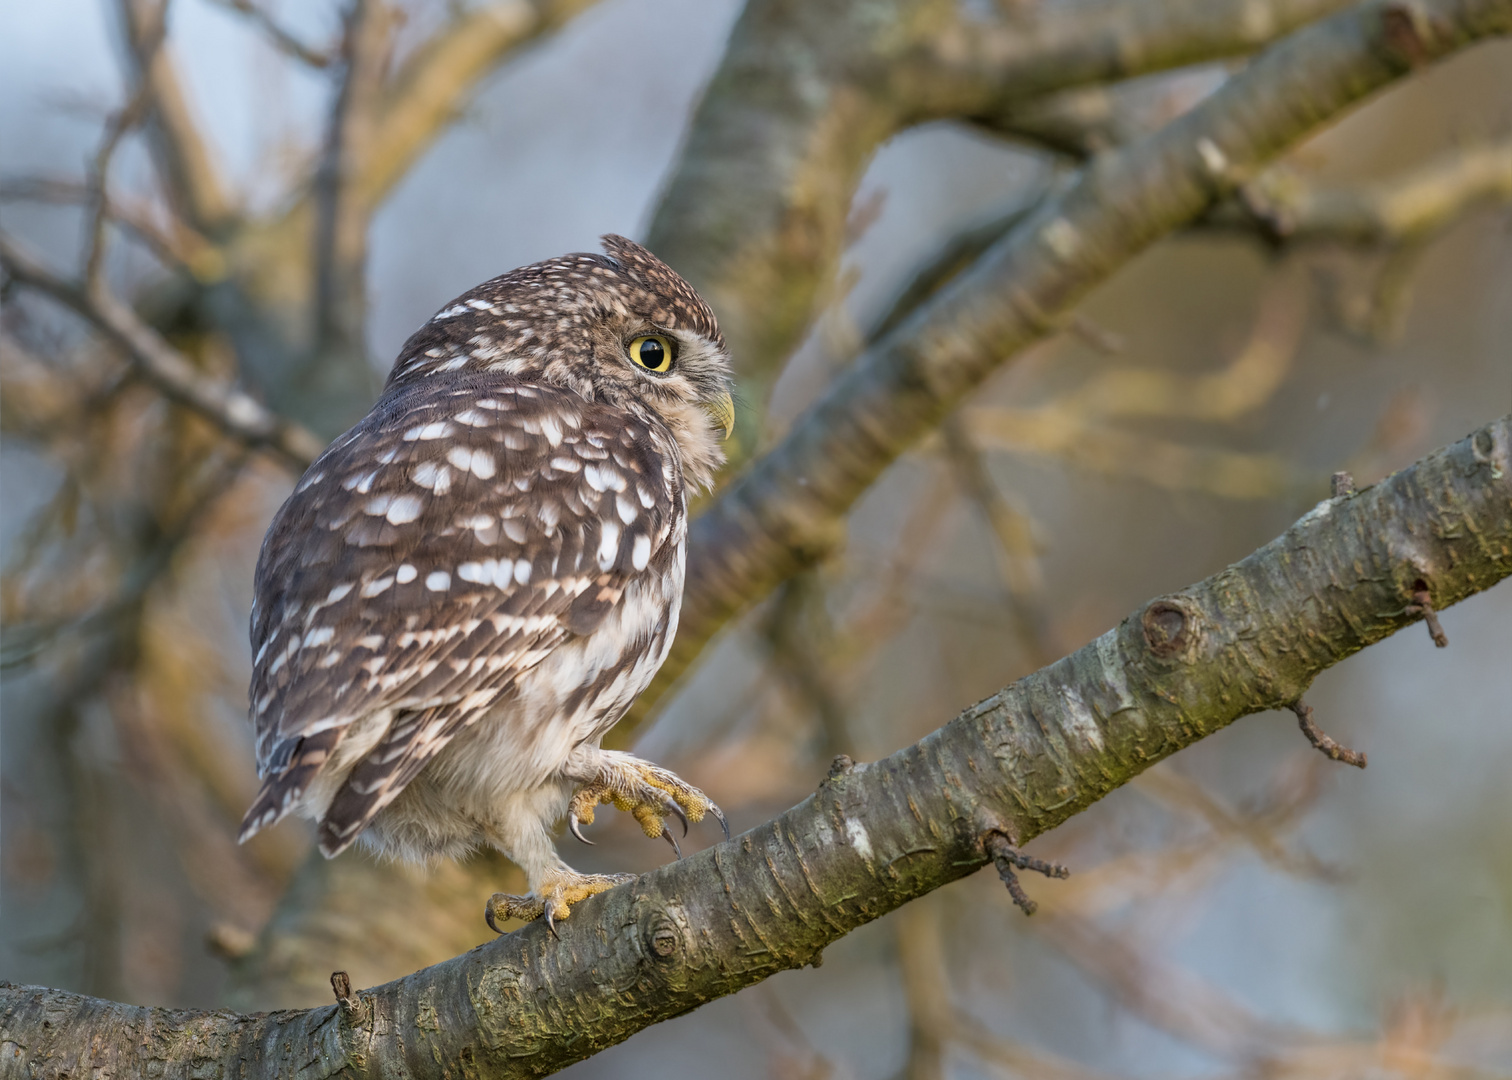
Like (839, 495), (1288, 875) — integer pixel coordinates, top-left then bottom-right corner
(4, 415), (1508, 1079)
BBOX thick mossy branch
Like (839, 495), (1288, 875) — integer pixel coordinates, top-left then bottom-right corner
(4, 416), (1509, 1079)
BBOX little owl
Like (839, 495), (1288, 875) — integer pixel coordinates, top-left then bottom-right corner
(238, 236), (734, 932)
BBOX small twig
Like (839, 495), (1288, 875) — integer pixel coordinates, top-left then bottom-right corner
(983, 832), (1069, 916)
(1330, 471), (1355, 497)
(1404, 581), (1449, 648)
(207, 0), (338, 68)
(82, 6), (166, 287)
(3, 176), (216, 278)
(1288, 699), (1366, 768)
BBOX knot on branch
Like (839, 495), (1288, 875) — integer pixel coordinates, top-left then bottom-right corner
(330, 971), (365, 1027)
(638, 906), (690, 972)
(1141, 597), (1199, 661)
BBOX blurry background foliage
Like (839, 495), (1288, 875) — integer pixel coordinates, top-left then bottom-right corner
(1, 1), (1510, 1077)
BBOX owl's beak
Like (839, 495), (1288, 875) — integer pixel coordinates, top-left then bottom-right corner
(703, 391), (735, 440)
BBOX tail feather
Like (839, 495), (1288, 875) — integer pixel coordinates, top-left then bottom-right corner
(237, 727), (345, 843)
(315, 706), (459, 857)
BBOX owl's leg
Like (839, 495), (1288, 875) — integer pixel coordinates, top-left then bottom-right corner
(482, 789), (631, 936)
(565, 748), (728, 857)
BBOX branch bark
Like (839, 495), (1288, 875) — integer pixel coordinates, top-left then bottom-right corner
(3, 412), (1507, 1078)
(624, 0), (1512, 729)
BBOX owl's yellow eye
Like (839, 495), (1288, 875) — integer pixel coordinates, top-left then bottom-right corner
(628, 335), (674, 373)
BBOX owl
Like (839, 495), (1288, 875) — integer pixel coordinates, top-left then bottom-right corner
(237, 236), (734, 932)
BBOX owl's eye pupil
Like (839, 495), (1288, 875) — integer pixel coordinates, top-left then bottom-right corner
(630, 336), (672, 372)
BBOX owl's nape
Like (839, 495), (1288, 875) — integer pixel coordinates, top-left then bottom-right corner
(240, 235), (734, 937)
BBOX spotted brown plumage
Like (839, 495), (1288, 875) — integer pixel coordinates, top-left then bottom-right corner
(239, 236), (733, 929)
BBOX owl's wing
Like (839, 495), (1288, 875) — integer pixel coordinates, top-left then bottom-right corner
(238, 374), (679, 853)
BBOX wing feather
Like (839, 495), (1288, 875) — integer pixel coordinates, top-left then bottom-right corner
(240, 373), (678, 843)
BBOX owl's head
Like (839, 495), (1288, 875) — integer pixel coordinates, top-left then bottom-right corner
(389, 235), (735, 490)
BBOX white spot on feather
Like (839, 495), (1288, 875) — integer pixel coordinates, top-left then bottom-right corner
(396, 564), (418, 584)
(404, 421), (455, 441)
(425, 570), (451, 592)
(385, 494), (423, 525)
(598, 521), (621, 569)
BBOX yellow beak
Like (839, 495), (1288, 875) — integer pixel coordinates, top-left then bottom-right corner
(703, 391), (736, 440)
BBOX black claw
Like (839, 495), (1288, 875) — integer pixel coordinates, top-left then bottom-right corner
(485, 902), (504, 936)
(568, 813), (594, 845)
(710, 803), (729, 840)
(660, 824), (683, 859)
(659, 792), (690, 837)
(543, 904), (559, 940)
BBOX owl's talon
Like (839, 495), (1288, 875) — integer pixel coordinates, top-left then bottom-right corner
(569, 752), (720, 857)
(568, 813), (594, 845)
(485, 870), (632, 936)
(659, 792), (689, 837)
(661, 824), (682, 859)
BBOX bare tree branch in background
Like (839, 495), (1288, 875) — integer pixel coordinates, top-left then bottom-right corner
(0, 236), (324, 469)
(646, 0), (1356, 448)
(624, 0), (1512, 730)
(4, 411), (1507, 1077)
(117, 0), (237, 233)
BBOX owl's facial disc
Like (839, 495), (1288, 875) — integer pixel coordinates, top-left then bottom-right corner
(619, 326), (735, 441)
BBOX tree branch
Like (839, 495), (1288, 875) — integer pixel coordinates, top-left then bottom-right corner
(356, 0), (600, 210)
(645, 0), (1352, 410)
(626, 0), (1512, 728)
(205, 0), (338, 68)
(312, 0), (398, 377)
(1227, 137), (1512, 242)
(0, 235), (323, 470)
(116, 0), (236, 232)
(3, 412), (1507, 1077)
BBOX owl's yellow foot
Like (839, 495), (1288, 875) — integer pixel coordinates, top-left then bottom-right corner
(486, 867), (634, 937)
(568, 753), (728, 858)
